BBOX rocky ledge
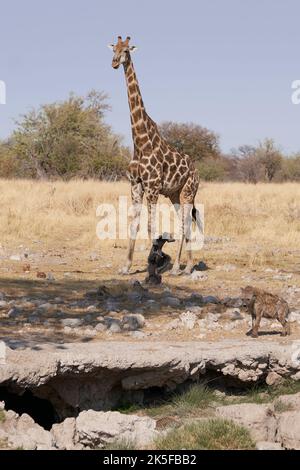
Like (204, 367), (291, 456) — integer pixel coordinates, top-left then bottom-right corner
(1, 339), (300, 418)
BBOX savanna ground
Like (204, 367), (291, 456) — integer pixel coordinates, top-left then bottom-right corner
(0, 180), (300, 450)
(0, 180), (299, 345)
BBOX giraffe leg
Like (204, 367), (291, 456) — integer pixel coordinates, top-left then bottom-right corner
(169, 193), (183, 275)
(146, 191), (159, 243)
(121, 183), (144, 275)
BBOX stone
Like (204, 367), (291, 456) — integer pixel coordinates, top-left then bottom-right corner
(223, 297), (244, 308)
(256, 441), (283, 450)
(7, 307), (22, 318)
(51, 418), (79, 450)
(206, 312), (221, 322)
(216, 403), (276, 442)
(0, 300), (7, 309)
(129, 331), (147, 339)
(75, 411), (158, 448)
(109, 322), (122, 334)
(266, 371), (283, 386)
(1, 339), (300, 419)
(0, 412), (54, 450)
(277, 411), (300, 449)
(190, 271), (208, 281)
(95, 323), (108, 332)
(223, 308), (245, 321)
(180, 311), (197, 330)
(274, 393), (300, 411)
(122, 314), (145, 331)
(161, 297), (181, 308)
(202, 296), (220, 305)
(192, 261), (208, 272)
(61, 318), (83, 328)
(46, 273), (55, 282)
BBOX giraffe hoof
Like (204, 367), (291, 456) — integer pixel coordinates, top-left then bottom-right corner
(170, 268), (182, 276)
(183, 267), (193, 275)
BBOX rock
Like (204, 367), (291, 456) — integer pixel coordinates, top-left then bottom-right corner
(81, 328), (97, 338)
(46, 273), (55, 282)
(1, 340), (300, 418)
(223, 308), (245, 321)
(0, 300), (7, 309)
(202, 296), (220, 305)
(190, 271), (208, 281)
(95, 323), (108, 332)
(7, 307), (22, 318)
(51, 418), (79, 450)
(256, 441), (283, 450)
(75, 411), (158, 448)
(206, 312), (221, 322)
(0, 401), (5, 410)
(129, 331), (147, 339)
(38, 303), (53, 312)
(274, 393), (300, 411)
(289, 311), (300, 323)
(179, 312), (197, 330)
(61, 318), (83, 328)
(192, 261), (208, 272)
(276, 411), (300, 449)
(223, 297), (244, 308)
(86, 305), (97, 313)
(109, 322), (122, 334)
(187, 293), (203, 306)
(161, 297), (181, 308)
(122, 314), (145, 331)
(216, 403), (276, 442)
(0, 412), (54, 450)
(266, 371), (283, 386)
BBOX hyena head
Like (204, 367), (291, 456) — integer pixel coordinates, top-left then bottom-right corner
(241, 286), (256, 305)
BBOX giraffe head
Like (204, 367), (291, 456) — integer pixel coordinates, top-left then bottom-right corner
(108, 36), (137, 69)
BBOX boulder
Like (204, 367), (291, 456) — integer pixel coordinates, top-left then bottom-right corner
(122, 314), (145, 331)
(274, 393), (300, 411)
(276, 411), (300, 449)
(266, 371), (283, 386)
(0, 411), (54, 450)
(216, 403), (276, 441)
(51, 418), (80, 450)
(74, 410), (158, 448)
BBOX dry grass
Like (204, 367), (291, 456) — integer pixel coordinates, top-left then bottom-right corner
(0, 179), (299, 252)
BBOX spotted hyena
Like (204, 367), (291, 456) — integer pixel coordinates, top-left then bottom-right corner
(241, 286), (291, 338)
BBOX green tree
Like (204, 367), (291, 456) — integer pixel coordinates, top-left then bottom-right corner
(12, 91), (129, 180)
(159, 121), (221, 162)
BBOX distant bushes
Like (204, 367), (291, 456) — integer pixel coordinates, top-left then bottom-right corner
(0, 92), (299, 182)
(0, 91), (129, 181)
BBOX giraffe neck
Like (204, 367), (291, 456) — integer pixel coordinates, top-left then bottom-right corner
(124, 59), (157, 154)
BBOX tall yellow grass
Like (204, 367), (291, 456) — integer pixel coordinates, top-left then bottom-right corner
(0, 179), (299, 250)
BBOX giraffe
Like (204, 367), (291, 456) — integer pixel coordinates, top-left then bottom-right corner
(108, 36), (200, 275)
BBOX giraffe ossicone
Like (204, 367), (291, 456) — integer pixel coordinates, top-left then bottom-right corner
(109, 36), (201, 275)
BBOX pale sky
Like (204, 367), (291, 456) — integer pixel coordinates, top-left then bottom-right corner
(1, 0), (300, 153)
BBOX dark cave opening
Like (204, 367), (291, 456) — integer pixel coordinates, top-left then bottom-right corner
(0, 387), (59, 431)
